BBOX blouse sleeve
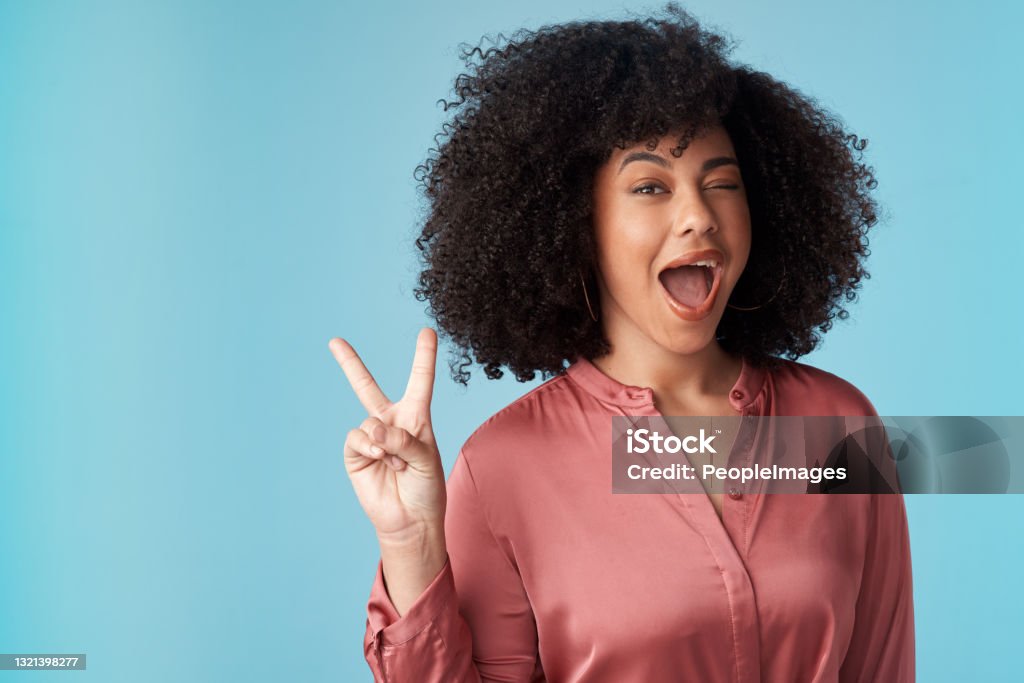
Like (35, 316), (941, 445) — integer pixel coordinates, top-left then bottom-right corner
(839, 492), (916, 682)
(362, 449), (541, 682)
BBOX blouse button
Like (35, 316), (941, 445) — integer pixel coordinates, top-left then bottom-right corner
(728, 487), (742, 500)
(730, 390), (744, 401)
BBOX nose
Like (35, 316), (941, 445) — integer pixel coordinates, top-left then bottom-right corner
(671, 194), (718, 237)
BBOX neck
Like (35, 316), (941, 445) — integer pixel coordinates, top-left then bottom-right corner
(590, 320), (741, 405)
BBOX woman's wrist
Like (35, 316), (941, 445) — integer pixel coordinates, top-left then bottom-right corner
(376, 520), (445, 549)
(377, 524), (448, 617)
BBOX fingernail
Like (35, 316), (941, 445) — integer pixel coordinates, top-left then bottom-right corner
(372, 425), (386, 442)
(391, 455), (404, 469)
(370, 445), (383, 456)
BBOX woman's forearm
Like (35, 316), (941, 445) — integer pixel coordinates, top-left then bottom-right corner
(378, 524), (448, 617)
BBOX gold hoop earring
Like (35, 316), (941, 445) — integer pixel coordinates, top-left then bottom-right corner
(579, 270), (598, 322)
(727, 263), (787, 312)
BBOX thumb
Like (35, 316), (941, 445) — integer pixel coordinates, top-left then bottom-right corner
(364, 419), (438, 470)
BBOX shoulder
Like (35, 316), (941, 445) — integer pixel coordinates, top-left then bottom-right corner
(768, 358), (879, 416)
(460, 372), (581, 458)
(453, 370), (607, 489)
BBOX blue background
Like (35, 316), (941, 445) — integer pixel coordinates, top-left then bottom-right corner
(1, 0), (1021, 680)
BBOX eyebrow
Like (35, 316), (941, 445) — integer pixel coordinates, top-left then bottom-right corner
(617, 152), (739, 174)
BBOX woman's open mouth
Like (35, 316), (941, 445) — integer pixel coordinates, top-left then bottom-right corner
(658, 250), (724, 322)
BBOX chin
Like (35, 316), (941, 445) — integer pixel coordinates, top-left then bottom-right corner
(656, 324), (722, 356)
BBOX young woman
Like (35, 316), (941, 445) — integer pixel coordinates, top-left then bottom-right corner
(330, 5), (914, 681)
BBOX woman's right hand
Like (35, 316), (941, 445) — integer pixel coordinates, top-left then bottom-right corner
(329, 328), (447, 547)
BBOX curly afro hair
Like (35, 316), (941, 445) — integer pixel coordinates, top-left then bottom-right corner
(413, 2), (879, 384)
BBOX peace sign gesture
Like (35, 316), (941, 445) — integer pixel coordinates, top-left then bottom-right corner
(329, 328), (447, 545)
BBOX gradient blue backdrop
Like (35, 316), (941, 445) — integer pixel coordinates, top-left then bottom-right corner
(1, 1), (1021, 681)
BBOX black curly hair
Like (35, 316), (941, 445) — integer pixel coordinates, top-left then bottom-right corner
(412, 3), (879, 385)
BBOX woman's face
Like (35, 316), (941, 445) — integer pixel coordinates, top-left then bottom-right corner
(591, 124), (751, 356)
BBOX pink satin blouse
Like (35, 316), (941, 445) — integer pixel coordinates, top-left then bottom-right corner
(361, 356), (915, 682)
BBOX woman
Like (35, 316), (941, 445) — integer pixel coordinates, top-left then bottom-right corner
(330, 5), (915, 681)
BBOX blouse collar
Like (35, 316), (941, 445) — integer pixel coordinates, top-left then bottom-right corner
(565, 354), (767, 413)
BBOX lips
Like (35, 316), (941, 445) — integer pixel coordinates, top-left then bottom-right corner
(657, 249), (725, 322)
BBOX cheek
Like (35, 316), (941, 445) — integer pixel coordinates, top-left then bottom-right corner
(594, 210), (662, 285)
(724, 207), (752, 273)
(734, 224), (752, 269)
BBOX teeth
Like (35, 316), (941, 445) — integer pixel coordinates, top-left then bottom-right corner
(689, 259), (719, 268)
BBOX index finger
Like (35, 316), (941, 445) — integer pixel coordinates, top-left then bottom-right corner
(328, 337), (392, 416)
(402, 327), (437, 407)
